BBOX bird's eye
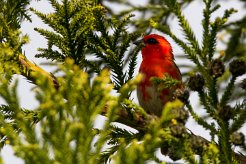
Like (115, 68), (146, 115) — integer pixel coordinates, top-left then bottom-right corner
(146, 38), (158, 44)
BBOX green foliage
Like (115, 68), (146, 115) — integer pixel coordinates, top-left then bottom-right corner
(0, 0), (31, 32)
(32, 0), (100, 63)
(0, 0), (30, 77)
(151, 74), (181, 91)
(0, 61), (118, 163)
(87, 14), (141, 90)
(32, 0), (141, 91)
(0, 0), (245, 163)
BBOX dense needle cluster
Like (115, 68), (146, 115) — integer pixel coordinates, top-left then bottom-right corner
(229, 59), (246, 77)
(187, 74), (205, 91)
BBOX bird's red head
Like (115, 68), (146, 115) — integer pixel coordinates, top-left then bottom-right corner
(137, 34), (173, 60)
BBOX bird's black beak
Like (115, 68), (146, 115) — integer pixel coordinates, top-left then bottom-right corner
(133, 39), (144, 46)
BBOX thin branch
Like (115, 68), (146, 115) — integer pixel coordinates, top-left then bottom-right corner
(18, 53), (59, 89)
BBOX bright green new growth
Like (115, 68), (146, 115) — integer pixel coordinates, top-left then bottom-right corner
(0, 0), (245, 163)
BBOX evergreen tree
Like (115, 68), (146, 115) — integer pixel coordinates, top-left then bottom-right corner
(0, 0), (245, 163)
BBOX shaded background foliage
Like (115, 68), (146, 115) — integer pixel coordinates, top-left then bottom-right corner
(0, 0), (245, 163)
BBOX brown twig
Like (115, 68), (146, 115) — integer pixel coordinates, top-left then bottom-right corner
(18, 54), (59, 89)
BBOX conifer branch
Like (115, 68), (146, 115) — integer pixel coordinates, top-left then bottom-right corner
(185, 103), (217, 133)
(220, 76), (236, 106)
(198, 90), (215, 117)
(230, 101), (246, 133)
(166, 0), (201, 56)
(126, 46), (140, 82)
(157, 26), (206, 77)
(218, 121), (232, 163)
(201, 0), (213, 64)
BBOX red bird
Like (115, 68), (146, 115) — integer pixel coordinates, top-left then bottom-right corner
(134, 34), (182, 116)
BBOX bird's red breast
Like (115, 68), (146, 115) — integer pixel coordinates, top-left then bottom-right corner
(136, 34), (182, 116)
